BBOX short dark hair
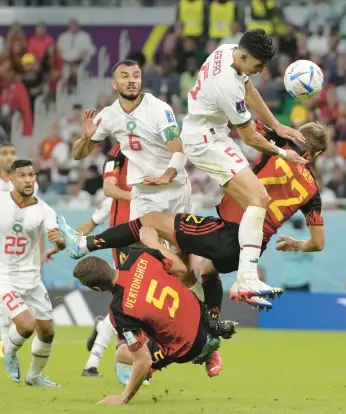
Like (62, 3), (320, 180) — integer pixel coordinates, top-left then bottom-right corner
(111, 59), (140, 77)
(10, 159), (33, 171)
(73, 256), (115, 291)
(239, 29), (276, 65)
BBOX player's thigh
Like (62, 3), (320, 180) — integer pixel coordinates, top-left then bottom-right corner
(140, 211), (176, 243)
(25, 283), (53, 322)
(147, 340), (173, 370)
(183, 139), (249, 187)
(224, 165), (269, 210)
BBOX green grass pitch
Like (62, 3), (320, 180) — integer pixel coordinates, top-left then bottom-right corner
(1, 327), (346, 413)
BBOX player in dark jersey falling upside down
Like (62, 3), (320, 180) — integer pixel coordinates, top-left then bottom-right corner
(59, 121), (328, 311)
(72, 226), (237, 405)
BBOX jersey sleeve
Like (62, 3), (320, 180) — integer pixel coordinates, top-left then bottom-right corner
(300, 191), (324, 226)
(145, 248), (173, 272)
(91, 198), (112, 225)
(215, 76), (252, 128)
(42, 203), (58, 231)
(103, 145), (126, 180)
(109, 292), (147, 352)
(91, 108), (112, 142)
(155, 102), (180, 143)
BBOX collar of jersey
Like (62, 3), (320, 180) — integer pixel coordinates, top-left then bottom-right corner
(230, 63), (242, 76)
(10, 191), (38, 209)
(119, 92), (145, 115)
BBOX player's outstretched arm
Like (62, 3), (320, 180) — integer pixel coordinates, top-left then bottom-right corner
(238, 122), (308, 164)
(245, 79), (305, 144)
(121, 344), (152, 404)
(104, 176), (132, 201)
(276, 225), (325, 253)
(139, 227), (187, 278)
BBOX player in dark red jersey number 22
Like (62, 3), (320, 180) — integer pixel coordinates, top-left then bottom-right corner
(72, 227), (237, 405)
(58, 121), (328, 312)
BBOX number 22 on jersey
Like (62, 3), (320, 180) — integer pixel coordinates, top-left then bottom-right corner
(260, 158), (309, 221)
(190, 63), (210, 100)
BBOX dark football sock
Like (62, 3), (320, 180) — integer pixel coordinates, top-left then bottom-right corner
(201, 274), (223, 320)
(86, 219), (142, 252)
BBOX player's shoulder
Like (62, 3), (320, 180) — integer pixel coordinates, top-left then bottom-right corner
(144, 93), (172, 111)
(0, 191), (12, 202)
(96, 101), (119, 121)
(35, 197), (56, 213)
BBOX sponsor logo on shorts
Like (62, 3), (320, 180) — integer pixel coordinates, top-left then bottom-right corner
(165, 110), (176, 123)
(236, 100), (246, 114)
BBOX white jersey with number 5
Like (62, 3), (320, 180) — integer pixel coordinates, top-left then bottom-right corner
(91, 93), (188, 187)
(0, 192), (58, 288)
(181, 44), (252, 144)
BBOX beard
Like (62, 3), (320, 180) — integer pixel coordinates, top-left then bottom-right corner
(118, 89), (141, 101)
(18, 188), (34, 198)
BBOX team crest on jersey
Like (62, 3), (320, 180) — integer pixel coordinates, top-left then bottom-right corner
(13, 223), (23, 233)
(236, 100), (247, 114)
(165, 110), (176, 123)
(126, 120), (137, 132)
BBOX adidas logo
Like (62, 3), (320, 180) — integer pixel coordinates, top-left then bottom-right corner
(52, 290), (95, 326)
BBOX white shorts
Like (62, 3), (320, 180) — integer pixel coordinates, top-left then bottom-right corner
(0, 282), (53, 321)
(130, 181), (193, 220)
(183, 137), (249, 187)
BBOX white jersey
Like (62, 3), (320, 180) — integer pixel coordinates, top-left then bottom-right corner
(91, 93), (188, 187)
(0, 177), (39, 195)
(91, 197), (112, 225)
(0, 192), (58, 287)
(181, 44), (252, 144)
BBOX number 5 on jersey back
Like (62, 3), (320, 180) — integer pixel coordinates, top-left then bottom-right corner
(145, 279), (179, 318)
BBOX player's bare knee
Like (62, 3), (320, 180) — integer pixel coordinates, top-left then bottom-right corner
(16, 317), (36, 337)
(36, 322), (55, 343)
(249, 185), (270, 208)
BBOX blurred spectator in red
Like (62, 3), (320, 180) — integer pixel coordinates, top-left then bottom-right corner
(320, 86), (339, 122)
(9, 40), (26, 74)
(6, 23), (26, 59)
(58, 103), (83, 141)
(20, 53), (44, 116)
(0, 58), (32, 136)
(27, 22), (53, 63)
(39, 123), (63, 168)
(41, 44), (63, 103)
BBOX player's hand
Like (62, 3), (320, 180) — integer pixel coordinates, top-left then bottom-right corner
(83, 108), (102, 139)
(41, 247), (58, 263)
(275, 123), (306, 144)
(143, 174), (172, 186)
(276, 236), (300, 251)
(284, 149), (308, 164)
(97, 395), (125, 405)
(139, 227), (160, 246)
(47, 229), (62, 244)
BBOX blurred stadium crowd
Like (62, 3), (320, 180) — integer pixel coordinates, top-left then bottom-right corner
(1, 0), (346, 210)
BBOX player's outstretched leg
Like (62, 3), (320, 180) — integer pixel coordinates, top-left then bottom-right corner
(83, 315), (115, 377)
(25, 320), (60, 387)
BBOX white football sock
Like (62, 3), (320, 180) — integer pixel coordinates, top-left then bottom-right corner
(237, 206), (266, 278)
(189, 281), (205, 302)
(27, 336), (52, 378)
(4, 325), (27, 356)
(78, 236), (88, 253)
(85, 315), (116, 369)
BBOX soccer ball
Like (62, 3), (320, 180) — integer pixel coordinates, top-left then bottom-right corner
(284, 60), (324, 101)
